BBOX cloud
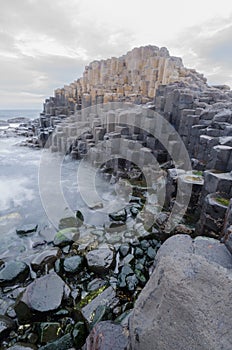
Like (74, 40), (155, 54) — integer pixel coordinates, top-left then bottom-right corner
(170, 15), (232, 87)
(1, 0), (232, 108)
(0, 0), (135, 108)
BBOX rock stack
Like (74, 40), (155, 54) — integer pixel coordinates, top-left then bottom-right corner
(41, 45), (207, 117)
(35, 45), (232, 241)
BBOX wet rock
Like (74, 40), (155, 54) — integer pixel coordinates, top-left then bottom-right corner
(117, 265), (134, 289)
(109, 209), (127, 222)
(115, 309), (133, 327)
(76, 210), (84, 223)
(58, 216), (82, 230)
(126, 274), (138, 292)
(7, 344), (37, 350)
(72, 321), (88, 348)
(119, 243), (130, 257)
(8, 117), (30, 124)
(0, 315), (15, 341)
(104, 232), (122, 245)
(16, 225), (38, 236)
(147, 247), (156, 260)
(40, 322), (61, 343)
(86, 244), (116, 274)
(134, 247), (144, 258)
(6, 305), (17, 318)
(82, 287), (118, 323)
(39, 333), (73, 350)
(53, 228), (78, 247)
(130, 206), (140, 217)
(134, 269), (147, 286)
(73, 234), (98, 254)
(14, 273), (70, 323)
(90, 305), (112, 329)
(156, 212), (169, 226)
(104, 221), (126, 233)
(119, 254), (135, 267)
(140, 240), (150, 250)
(27, 332), (38, 344)
(0, 261), (30, 287)
(87, 278), (107, 292)
(63, 255), (84, 274)
(83, 321), (129, 350)
(31, 248), (61, 272)
(32, 240), (47, 249)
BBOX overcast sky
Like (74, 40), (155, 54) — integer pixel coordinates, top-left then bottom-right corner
(1, 0), (232, 109)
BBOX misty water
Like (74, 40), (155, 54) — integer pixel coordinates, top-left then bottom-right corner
(0, 110), (116, 261)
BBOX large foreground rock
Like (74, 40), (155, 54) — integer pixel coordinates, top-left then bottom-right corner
(83, 321), (129, 350)
(14, 273), (70, 324)
(129, 235), (232, 350)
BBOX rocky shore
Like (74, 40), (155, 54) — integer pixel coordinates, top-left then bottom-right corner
(0, 217), (161, 349)
(1, 45), (232, 349)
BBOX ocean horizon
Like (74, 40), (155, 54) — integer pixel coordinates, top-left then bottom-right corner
(0, 109), (41, 121)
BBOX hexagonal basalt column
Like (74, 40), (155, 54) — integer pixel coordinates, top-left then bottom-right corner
(196, 193), (230, 238)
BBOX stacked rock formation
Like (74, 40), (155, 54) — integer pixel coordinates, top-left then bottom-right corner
(42, 45), (207, 117)
(35, 45), (232, 243)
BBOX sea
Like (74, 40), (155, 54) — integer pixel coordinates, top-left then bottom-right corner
(0, 109), (116, 261)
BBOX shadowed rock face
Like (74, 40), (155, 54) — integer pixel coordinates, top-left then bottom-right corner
(129, 235), (232, 350)
(0, 315), (15, 342)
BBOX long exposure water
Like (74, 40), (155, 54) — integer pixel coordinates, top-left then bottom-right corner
(0, 110), (116, 261)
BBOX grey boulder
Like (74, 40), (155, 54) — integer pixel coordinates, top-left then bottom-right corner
(130, 234), (232, 350)
(14, 273), (70, 324)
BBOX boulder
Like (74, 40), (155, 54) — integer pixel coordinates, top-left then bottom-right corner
(86, 244), (116, 274)
(31, 248), (61, 272)
(14, 273), (70, 323)
(63, 255), (84, 274)
(130, 234), (232, 350)
(83, 321), (129, 350)
(0, 261), (30, 287)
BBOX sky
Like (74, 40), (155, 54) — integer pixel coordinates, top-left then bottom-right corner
(0, 0), (232, 109)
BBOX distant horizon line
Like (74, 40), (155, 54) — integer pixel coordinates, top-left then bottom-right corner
(0, 108), (41, 110)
